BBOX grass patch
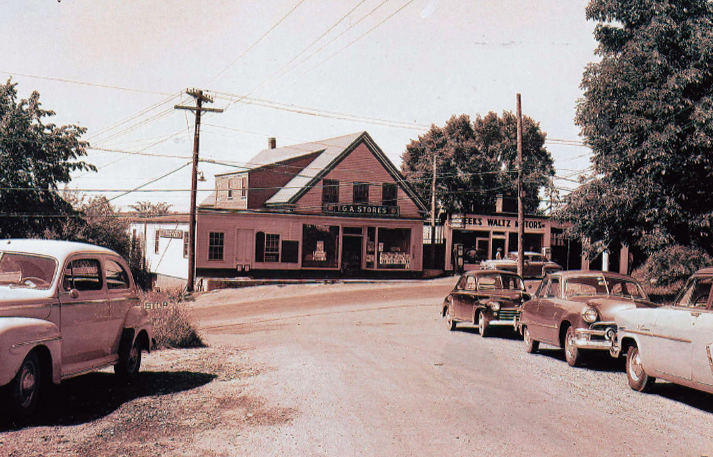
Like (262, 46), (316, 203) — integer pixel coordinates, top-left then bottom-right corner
(140, 289), (206, 349)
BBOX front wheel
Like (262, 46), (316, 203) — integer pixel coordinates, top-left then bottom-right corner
(8, 352), (42, 417)
(115, 338), (142, 380)
(478, 311), (490, 337)
(523, 326), (539, 354)
(564, 326), (583, 367)
(626, 345), (655, 392)
(444, 306), (456, 331)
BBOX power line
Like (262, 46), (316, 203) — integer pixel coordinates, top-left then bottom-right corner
(0, 70), (173, 96)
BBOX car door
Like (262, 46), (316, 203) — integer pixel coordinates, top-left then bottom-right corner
(683, 276), (713, 389)
(522, 278), (548, 340)
(59, 256), (112, 369)
(104, 256), (136, 355)
(537, 276), (562, 346)
(453, 275), (478, 320)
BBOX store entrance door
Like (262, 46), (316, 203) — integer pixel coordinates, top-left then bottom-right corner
(342, 236), (363, 277)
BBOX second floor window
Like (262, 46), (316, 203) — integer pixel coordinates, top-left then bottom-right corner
(382, 183), (397, 206)
(353, 182), (369, 204)
(323, 179), (339, 204)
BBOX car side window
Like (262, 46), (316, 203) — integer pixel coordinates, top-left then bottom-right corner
(106, 259), (130, 290)
(465, 276), (477, 291)
(546, 278), (561, 298)
(535, 279), (549, 298)
(63, 259), (103, 292)
(677, 277), (713, 309)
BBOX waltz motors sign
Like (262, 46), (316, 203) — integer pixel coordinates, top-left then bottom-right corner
(324, 204), (400, 217)
(450, 214), (547, 232)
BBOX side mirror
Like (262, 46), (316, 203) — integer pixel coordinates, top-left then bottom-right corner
(61, 289), (80, 299)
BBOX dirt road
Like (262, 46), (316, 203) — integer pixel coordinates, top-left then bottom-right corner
(3, 279), (713, 456)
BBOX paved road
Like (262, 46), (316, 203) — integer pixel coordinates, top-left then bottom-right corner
(192, 280), (713, 457)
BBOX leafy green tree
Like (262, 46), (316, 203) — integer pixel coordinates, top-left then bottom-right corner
(401, 113), (555, 214)
(559, 1), (713, 255)
(0, 80), (95, 237)
(129, 201), (174, 218)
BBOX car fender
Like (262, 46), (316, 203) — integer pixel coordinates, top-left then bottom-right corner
(0, 317), (61, 386)
(121, 306), (154, 351)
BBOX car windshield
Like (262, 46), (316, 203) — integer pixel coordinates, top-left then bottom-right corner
(504, 253), (518, 261)
(675, 276), (713, 308)
(564, 275), (645, 299)
(477, 273), (524, 291)
(0, 252), (58, 290)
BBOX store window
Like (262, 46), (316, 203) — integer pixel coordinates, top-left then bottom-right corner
(302, 224), (340, 268)
(353, 182), (369, 203)
(208, 232), (224, 261)
(382, 183), (397, 206)
(265, 234), (280, 262)
(377, 228), (411, 269)
(323, 179), (339, 204)
(366, 227), (376, 269)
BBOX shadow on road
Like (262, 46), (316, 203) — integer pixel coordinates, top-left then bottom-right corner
(652, 383), (713, 413)
(2, 370), (216, 431)
(452, 325), (522, 340)
(527, 348), (624, 372)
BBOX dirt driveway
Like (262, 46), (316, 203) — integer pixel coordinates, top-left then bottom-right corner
(3, 278), (713, 456)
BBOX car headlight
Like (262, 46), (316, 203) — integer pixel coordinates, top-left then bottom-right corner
(489, 301), (501, 311)
(582, 307), (598, 324)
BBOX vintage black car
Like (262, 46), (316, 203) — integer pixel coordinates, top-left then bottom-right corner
(442, 270), (529, 337)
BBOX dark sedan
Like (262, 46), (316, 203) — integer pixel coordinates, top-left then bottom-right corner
(442, 270), (529, 337)
(518, 270), (656, 367)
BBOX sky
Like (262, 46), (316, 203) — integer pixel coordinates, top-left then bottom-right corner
(2, 0), (598, 212)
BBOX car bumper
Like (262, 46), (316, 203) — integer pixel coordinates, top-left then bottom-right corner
(573, 324), (617, 351)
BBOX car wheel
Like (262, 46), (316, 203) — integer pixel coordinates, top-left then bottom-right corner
(115, 337), (142, 380)
(523, 326), (539, 354)
(564, 326), (583, 367)
(8, 351), (42, 417)
(626, 345), (655, 392)
(445, 306), (456, 331)
(478, 311), (490, 337)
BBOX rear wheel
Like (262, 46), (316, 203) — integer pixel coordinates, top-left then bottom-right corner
(523, 326), (539, 354)
(564, 326), (583, 367)
(478, 311), (490, 337)
(8, 352), (42, 418)
(626, 345), (655, 392)
(445, 306), (456, 331)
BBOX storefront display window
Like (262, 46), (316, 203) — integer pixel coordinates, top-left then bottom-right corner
(366, 227), (376, 269)
(378, 228), (411, 269)
(302, 224), (340, 268)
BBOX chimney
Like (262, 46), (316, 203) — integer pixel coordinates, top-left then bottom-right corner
(496, 194), (504, 213)
(268, 137), (277, 149)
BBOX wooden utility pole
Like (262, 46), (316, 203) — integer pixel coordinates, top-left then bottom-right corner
(175, 89), (223, 292)
(430, 154), (437, 269)
(516, 94), (525, 278)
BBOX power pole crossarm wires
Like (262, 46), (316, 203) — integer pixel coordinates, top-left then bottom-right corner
(516, 93), (525, 278)
(175, 88), (223, 292)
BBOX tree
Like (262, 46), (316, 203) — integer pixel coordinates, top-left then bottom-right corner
(559, 1), (713, 255)
(0, 80), (95, 237)
(129, 201), (174, 218)
(401, 113), (555, 214)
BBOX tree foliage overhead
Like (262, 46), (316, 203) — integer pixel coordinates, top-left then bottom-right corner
(401, 113), (555, 214)
(0, 79), (95, 237)
(559, 0), (713, 254)
(129, 201), (174, 218)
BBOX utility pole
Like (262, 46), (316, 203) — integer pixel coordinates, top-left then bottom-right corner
(430, 154), (437, 270)
(516, 93), (525, 278)
(175, 89), (223, 292)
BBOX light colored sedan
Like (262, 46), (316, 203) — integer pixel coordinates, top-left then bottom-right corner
(612, 267), (713, 393)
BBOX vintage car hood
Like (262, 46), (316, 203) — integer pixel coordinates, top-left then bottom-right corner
(566, 296), (655, 320)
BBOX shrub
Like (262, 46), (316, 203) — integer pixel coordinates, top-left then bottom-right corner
(632, 244), (712, 288)
(141, 289), (206, 349)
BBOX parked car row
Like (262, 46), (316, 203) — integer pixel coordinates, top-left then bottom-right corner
(0, 240), (154, 420)
(442, 266), (713, 398)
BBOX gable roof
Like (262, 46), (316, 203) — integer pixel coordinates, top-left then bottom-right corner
(254, 132), (426, 212)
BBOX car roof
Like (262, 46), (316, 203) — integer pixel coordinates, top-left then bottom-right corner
(0, 239), (119, 261)
(465, 269), (523, 277)
(548, 270), (634, 280)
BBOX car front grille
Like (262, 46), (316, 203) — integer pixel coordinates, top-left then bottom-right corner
(498, 309), (520, 321)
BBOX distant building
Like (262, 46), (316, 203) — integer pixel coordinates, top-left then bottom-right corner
(132, 132), (428, 289)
